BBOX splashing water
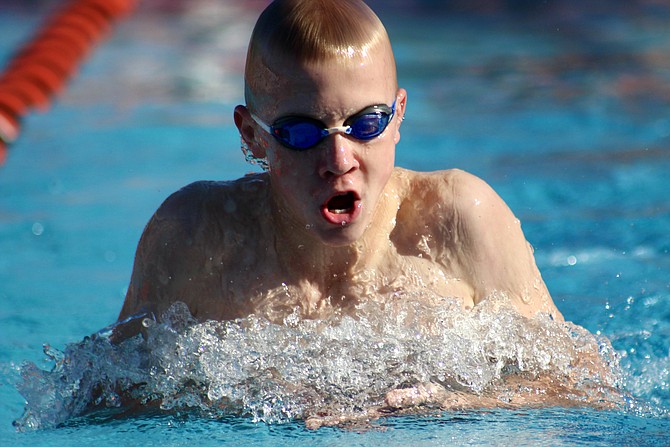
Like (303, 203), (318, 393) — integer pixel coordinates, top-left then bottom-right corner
(14, 294), (627, 431)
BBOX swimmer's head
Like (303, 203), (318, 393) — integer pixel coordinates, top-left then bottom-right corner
(235, 0), (405, 246)
(243, 0), (397, 112)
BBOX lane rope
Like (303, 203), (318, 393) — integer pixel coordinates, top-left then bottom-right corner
(0, 0), (138, 164)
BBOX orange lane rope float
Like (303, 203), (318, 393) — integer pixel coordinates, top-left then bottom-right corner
(0, 0), (138, 165)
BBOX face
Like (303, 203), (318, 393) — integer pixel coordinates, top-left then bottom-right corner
(236, 44), (406, 247)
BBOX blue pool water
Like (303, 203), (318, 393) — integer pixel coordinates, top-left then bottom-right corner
(1, 1), (670, 445)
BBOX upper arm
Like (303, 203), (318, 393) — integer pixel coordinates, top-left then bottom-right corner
(448, 170), (562, 320)
(118, 196), (189, 323)
(117, 182), (221, 324)
(113, 210), (172, 340)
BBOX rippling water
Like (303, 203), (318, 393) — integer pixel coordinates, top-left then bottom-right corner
(13, 296), (630, 431)
(2, 0), (670, 445)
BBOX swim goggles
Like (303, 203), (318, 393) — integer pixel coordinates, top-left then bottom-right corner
(249, 100), (396, 151)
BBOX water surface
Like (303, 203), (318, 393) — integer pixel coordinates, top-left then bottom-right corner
(1, 1), (669, 445)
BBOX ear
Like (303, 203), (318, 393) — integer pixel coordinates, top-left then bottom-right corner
(234, 105), (267, 159)
(393, 88), (407, 144)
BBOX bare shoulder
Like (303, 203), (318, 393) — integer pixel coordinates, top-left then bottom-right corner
(140, 176), (269, 259)
(117, 174), (271, 323)
(398, 168), (562, 320)
(441, 169), (516, 231)
(401, 167), (499, 204)
(395, 168), (506, 229)
(399, 167), (519, 238)
(155, 175), (269, 229)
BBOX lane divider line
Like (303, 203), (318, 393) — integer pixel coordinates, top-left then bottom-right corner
(0, 0), (138, 165)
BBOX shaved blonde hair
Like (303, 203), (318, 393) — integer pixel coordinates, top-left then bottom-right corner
(244, 0), (396, 108)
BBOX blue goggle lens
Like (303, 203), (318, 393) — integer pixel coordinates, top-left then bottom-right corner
(270, 102), (395, 151)
(272, 121), (324, 149)
(350, 112), (391, 139)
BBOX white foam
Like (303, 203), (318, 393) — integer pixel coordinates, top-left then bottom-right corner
(14, 294), (625, 430)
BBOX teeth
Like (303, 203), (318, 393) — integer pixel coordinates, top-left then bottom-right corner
(326, 192), (355, 215)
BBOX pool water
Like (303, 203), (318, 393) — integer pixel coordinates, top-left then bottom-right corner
(1, 1), (669, 445)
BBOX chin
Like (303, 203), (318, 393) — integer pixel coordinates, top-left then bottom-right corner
(315, 223), (366, 247)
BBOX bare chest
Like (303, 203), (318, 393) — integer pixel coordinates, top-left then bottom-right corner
(229, 253), (476, 322)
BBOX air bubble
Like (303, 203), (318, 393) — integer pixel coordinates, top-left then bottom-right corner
(14, 295), (624, 430)
(31, 222), (44, 236)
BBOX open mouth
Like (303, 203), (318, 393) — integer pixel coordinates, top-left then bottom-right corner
(321, 191), (361, 225)
(327, 192), (356, 214)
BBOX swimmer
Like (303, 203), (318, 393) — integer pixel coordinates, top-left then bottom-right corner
(118, 0), (562, 329)
(107, 0), (624, 425)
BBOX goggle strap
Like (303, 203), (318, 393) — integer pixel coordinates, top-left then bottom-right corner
(249, 112), (273, 134)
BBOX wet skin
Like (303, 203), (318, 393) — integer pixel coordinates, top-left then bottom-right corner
(113, 40), (573, 422)
(118, 167), (562, 325)
(118, 43), (562, 330)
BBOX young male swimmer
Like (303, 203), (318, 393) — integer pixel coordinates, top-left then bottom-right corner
(112, 2), (586, 422)
(118, 0), (562, 328)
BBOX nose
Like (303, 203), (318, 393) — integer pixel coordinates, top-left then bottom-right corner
(318, 134), (359, 178)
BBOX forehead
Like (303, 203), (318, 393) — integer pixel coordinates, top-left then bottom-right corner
(248, 44), (397, 119)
